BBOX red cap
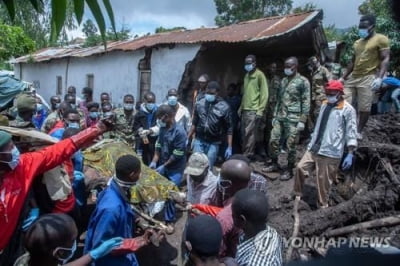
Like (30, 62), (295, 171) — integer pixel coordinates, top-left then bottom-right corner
(325, 80), (344, 92)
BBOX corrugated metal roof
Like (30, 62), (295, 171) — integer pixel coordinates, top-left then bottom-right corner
(14, 11), (322, 63)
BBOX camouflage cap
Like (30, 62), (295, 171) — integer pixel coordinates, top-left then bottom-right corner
(184, 152), (209, 176)
(0, 130), (12, 149)
(16, 94), (36, 112)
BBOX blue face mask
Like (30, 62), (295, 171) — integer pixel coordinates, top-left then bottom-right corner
(244, 64), (254, 72)
(157, 119), (167, 128)
(205, 94), (216, 102)
(0, 146), (21, 170)
(54, 103), (60, 109)
(167, 96), (178, 106)
(53, 240), (77, 264)
(123, 103), (134, 111)
(70, 104), (76, 109)
(358, 28), (369, 39)
(146, 103), (155, 111)
(68, 122), (80, 129)
(89, 112), (99, 119)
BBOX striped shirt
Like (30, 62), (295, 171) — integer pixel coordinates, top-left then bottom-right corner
(236, 225), (283, 266)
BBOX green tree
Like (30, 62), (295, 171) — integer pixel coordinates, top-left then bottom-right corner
(0, 23), (35, 68)
(0, 0), (116, 45)
(324, 24), (344, 42)
(155, 26), (186, 33)
(291, 2), (317, 14)
(82, 19), (131, 47)
(214, 0), (293, 26)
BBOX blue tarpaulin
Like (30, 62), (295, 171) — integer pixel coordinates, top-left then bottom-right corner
(0, 74), (26, 109)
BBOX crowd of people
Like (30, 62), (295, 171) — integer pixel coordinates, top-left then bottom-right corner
(0, 13), (398, 266)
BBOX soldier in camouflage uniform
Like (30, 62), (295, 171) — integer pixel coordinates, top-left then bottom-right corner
(308, 56), (331, 125)
(110, 94), (136, 147)
(263, 57), (311, 181)
(330, 63), (343, 80)
(265, 62), (281, 148)
(9, 93), (36, 129)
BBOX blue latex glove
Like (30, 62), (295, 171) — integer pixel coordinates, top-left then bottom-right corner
(22, 208), (39, 231)
(341, 153), (354, 170)
(225, 147), (232, 159)
(156, 165), (165, 174)
(89, 237), (123, 260)
(149, 161), (157, 169)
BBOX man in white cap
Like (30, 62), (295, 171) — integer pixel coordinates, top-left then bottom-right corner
(185, 152), (218, 205)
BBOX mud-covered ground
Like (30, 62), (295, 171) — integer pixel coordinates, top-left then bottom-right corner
(136, 113), (400, 265)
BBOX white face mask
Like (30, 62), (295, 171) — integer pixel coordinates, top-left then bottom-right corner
(114, 176), (137, 189)
(53, 240), (77, 264)
(327, 93), (339, 104)
(284, 68), (294, 76)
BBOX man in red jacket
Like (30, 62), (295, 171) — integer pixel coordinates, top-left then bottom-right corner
(0, 120), (111, 265)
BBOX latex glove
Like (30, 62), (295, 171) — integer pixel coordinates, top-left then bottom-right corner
(341, 153), (354, 170)
(371, 77), (383, 91)
(156, 165), (165, 174)
(296, 122), (305, 131)
(89, 237), (123, 260)
(22, 208), (40, 231)
(149, 161), (157, 169)
(225, 147), (232, 159)
(139, 129), (151, 138)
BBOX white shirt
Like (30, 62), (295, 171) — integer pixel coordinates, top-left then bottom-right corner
(186, 171), (218, 205)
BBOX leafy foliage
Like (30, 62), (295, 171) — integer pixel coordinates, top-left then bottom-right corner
(81, 19), (130, 47)
(292, 2), (316, 14)
(0, 23), (35, 68)
(0, 0), (116, 45)
(324, 24), (345, 42)
(214, 0), (293, 26)
(155, 26), (186, 34)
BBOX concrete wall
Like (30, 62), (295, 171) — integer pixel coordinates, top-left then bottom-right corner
(14, 44), (200, 106)
(15, 50), (145, 107)
(150, 44), (200, 103)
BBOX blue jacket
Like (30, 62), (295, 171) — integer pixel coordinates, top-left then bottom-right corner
(156, 123), (187, 172)
(84, 180), (138, 266)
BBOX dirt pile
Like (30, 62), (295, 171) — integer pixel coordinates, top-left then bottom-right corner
(267, 113), (400, 260)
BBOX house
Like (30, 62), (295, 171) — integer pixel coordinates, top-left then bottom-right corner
(13, 10), (328, 109)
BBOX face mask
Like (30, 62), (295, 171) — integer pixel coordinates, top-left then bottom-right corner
(358, 28), (369, 39)
(205, 94), (216, 102)
(81, 95), (87, 100)
(70, 104), (76, 109)
(0, 146), (21, 170)
(67, 122), (80, 129)
(54, 103), (60, 109)
(284, 68), (294, 76)
(327, 94), (340, 104)
(89, 112), (99, 119)
(53, 240), (77, 264)
(103, 111), (113, 118)
(157, 119), (166, 128)
(244, 64), (254, 72)
(146, 103), (155, 111)
(167, 96), (178, 106)
(124, 103), (134, 111)
(114, 176), (137, 189)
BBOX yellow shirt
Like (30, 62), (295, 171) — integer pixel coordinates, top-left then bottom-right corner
(352, 33), (390, 78)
